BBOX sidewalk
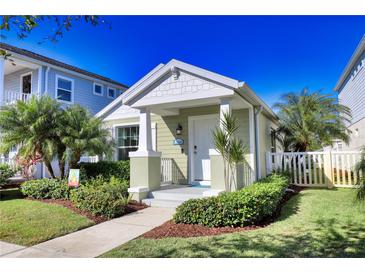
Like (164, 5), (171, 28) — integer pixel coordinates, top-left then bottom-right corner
(1, 207), (175, 258)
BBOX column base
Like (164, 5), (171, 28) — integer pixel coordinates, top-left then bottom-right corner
(129, 151), (161, 200)
(128, 186), (149, 202)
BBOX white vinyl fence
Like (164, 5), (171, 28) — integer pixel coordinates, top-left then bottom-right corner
(79, 155), (100, 163)
(266, 151), (363, 188)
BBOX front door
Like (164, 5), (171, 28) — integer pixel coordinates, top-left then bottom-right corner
(190, 115), (219, 183)
(21, 73), (32, 94)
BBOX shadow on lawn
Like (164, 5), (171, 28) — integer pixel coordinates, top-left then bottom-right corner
(0, 188), (24, 201)
(177, 220), (365, 258)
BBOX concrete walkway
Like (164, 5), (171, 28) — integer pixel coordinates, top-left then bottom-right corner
(1, 207), (175, 258)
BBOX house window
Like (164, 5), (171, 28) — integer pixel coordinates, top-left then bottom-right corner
(93, 83), (103, 96)
(270, 129), (276, 153)
(21, 73), (32, 94)
(107, 87), (116, 99)
(117, 126), (139, 160)
(56, 76), (73, 102)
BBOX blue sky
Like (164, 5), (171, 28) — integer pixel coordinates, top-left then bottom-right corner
(2, 16), (364, 107)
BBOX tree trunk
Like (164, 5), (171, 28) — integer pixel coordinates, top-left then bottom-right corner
(59, 159), (66, 179)
(69, 151), (81, 169)
(44, 160), (56, 178)
(57, 144), (67, 179)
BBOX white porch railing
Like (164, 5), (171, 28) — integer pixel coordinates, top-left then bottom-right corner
(266, 151), (363, 188)
(161, 158), (185, 184)
(79, 155), (100, 163)
(4, 91), (32, 105)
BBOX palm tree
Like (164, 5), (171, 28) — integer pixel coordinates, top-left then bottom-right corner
(60, 105), (113, 169)
(212, 112), (248, 191)
(0, 95), (62, 177)
(356, 147), (365, 200)
(274, 88), (352, 152)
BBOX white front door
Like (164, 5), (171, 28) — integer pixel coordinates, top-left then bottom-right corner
(190, 115), (219, 183)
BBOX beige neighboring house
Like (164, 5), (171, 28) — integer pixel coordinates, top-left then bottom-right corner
(334, 35), (365, 151)
(97, 59), (279, 203)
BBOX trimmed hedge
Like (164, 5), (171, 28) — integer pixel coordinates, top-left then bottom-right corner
(79, 160), (130, 181)
(70, 176), (129, 218)
(21, 179), (70, 200)
(173, 173), (290, 227)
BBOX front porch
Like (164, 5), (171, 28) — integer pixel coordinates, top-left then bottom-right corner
(0, 54), (42, 106)
(124, 62), (259, 202)
(96, 60), (279, 203)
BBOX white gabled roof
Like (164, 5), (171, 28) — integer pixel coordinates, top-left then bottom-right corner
(96, 59), (277, 121)
(334, 35), (365, 92)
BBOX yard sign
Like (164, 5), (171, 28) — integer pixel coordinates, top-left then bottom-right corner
(68, 169), (80, 187)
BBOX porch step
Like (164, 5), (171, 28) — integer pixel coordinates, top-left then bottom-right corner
(148, 188), (204, 201)
(142, 198), (185, 209)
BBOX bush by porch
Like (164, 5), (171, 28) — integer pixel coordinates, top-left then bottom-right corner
(173, 173), (289, 227)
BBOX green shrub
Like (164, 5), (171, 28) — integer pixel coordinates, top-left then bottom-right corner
(174, 173), (290, 227)
(21, 178), (70, 199)
(0, 164), (16, 188)
(79, 161), (130, 181)
(70, 176), (130, 218)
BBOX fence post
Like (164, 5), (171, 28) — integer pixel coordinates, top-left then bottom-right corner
(323, 151), (334, 189)
(266, 152), (271, 175)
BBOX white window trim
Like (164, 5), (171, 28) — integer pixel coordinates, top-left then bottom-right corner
(107, 86), (116, 99)
(19, 72), (33, 94)
(55, 74), (74, 104)
(93, 83), (104, 96)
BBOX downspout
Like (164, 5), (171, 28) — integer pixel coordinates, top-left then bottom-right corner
(44, 66), (50, 95)
(254, 106), (263, 179)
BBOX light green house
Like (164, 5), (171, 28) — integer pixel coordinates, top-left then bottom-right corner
(96, 60), (279, 203)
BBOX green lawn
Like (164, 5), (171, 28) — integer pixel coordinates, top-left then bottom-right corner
(101, 188), (365, 258)
(0, 189), (94, 246)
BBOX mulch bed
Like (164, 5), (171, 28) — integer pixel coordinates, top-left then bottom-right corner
(26, 198), (148, 224)
(142, 185), (303, 239)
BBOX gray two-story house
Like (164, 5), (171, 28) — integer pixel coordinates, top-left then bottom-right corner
(334, 35), (365, 151)
(0, 43), (128, 114)
(0, 43), (128, 176)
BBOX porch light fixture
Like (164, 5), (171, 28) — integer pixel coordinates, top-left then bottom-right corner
(176, 123), (183, 135)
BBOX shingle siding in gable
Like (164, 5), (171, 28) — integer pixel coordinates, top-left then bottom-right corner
(338, 51), (365, 125)
(47, 68), (122, 115)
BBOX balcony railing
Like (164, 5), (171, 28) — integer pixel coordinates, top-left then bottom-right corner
(4, 91), (33, 105)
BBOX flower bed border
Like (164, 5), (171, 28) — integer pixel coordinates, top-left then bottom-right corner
(142, 186), (303, 239)
(27, 198), (147, 224)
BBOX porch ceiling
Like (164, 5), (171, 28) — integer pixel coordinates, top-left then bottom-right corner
(4, 57), (39, 75)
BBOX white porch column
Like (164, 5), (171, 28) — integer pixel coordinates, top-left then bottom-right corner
(128, 107), (161, 202)
(248, 106), (256, 181)
(0, 57), (5, 106)
(254, 106), (263, 179)
(219, 98), (231, 129)
(137, 107), (153, 152)
(37, 66), (43, 96)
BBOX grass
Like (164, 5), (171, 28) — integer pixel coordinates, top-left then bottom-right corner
(0, 189), (94, 246)
(101, 188), (365, 258)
